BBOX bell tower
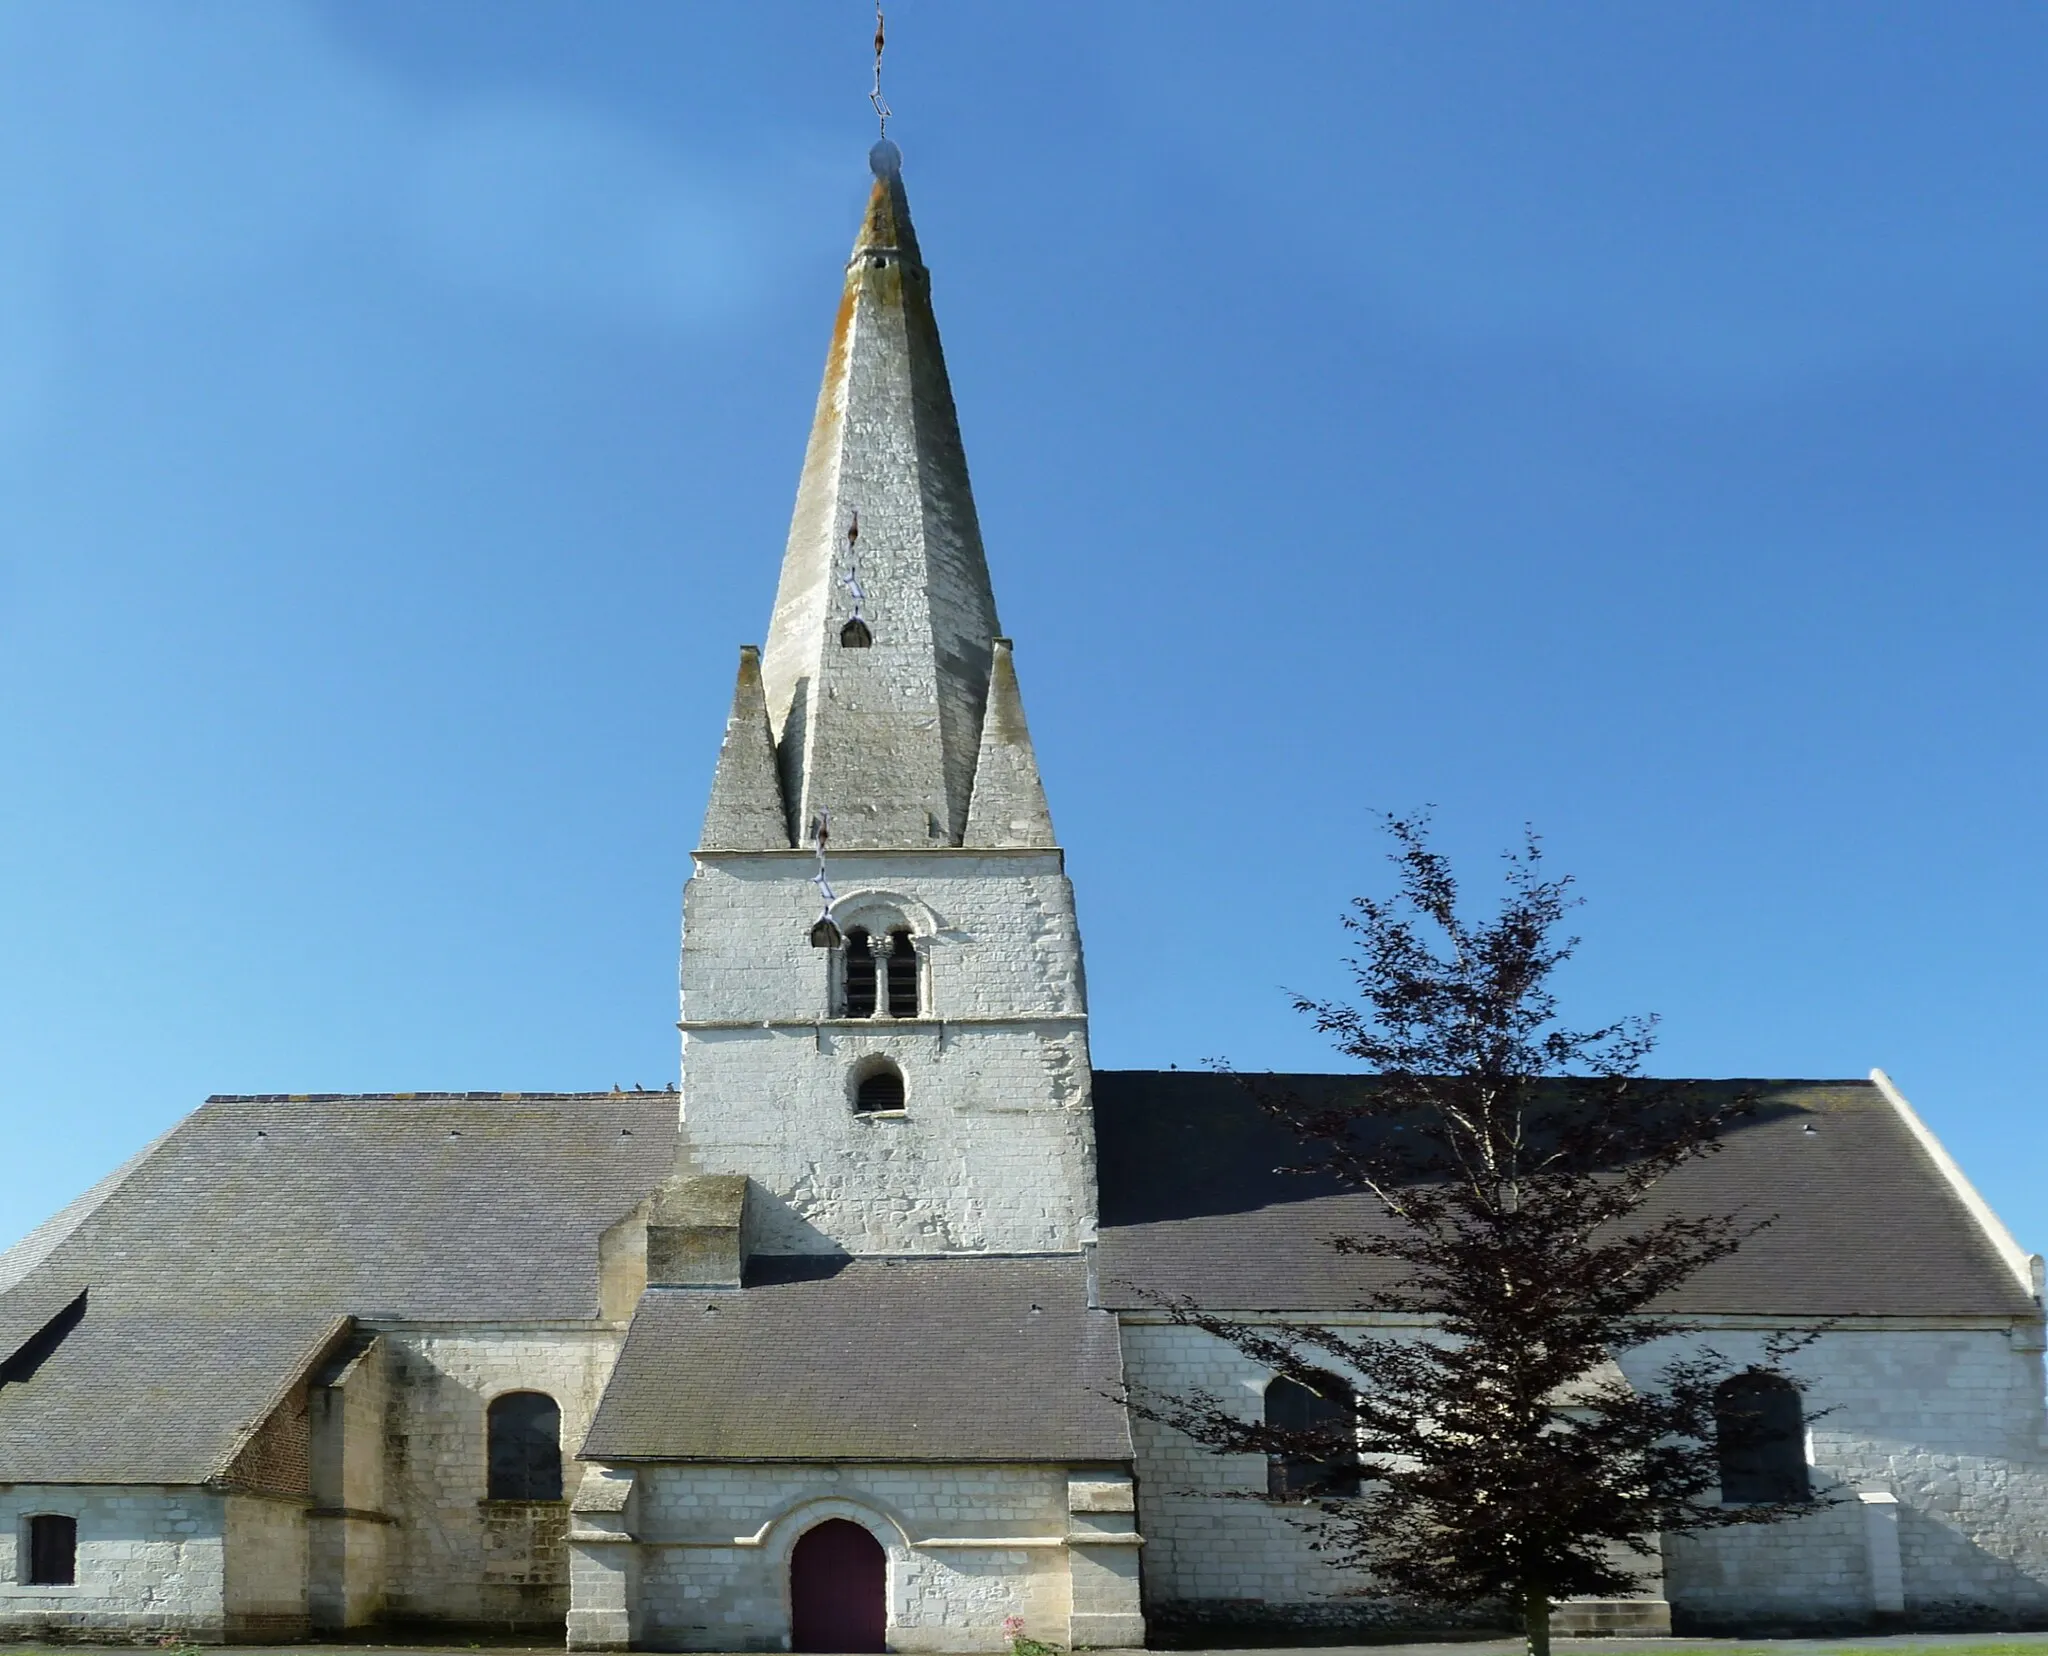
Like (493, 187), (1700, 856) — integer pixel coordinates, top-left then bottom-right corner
(677, 141), (1095, 1261)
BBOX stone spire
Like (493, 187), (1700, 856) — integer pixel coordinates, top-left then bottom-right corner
(759, 141), (1002, 851)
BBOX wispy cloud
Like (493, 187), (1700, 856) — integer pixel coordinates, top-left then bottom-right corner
(0, 1), (816, 443)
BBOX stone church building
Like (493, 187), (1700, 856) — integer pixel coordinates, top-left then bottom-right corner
(4, 141), (2048, 1650)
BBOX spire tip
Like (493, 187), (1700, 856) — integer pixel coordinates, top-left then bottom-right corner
(869, 138), (902, 179)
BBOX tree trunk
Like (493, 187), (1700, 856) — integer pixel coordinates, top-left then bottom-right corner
(1522, 1587), (1551, 1656)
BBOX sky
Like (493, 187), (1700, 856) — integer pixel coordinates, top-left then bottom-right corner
(2, 2), (2046, 1255)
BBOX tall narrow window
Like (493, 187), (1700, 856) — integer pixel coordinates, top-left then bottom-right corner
(1265, 1374), (1360, 1499)
(885, 930), (919, 1018)
(1715, 1372), (1809, 1504)
(26, 1514), (76, 1586)
(487, 1392), (563, 1501)
(843, 928), (878, 1018)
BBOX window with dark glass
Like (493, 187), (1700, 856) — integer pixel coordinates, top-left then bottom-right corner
(885, 930), (919, 1018)
(27, 1514), (76, 1586)
(1715, 1372), (1809, 1503)
(1265, 1374), (1360, 1499)
(843, 928), (878, 1018)
(487, 1392), (563, 1501)
(855, 1063), (905, 1114)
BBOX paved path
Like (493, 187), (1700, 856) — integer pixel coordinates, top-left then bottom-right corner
(10, 1641), (2048, 1656)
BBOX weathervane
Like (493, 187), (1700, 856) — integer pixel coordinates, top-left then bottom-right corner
(870, 5), (892, 138)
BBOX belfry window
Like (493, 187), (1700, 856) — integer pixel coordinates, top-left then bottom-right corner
(487, 1391), (563, 1501)
(836, 922), (922, 1019)
(843, 929), (879, 1018)
(26, 1514), (76, 1586)
(855, 1061), (905, 1114)
(1715, 1372), (1809, 1504)
(1265, 1374), (1361, 1499)
(885, 930), (919, 1018)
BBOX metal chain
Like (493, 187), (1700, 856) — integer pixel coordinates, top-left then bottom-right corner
(843, 510), (866, 620)
(811, 811), (836, 919)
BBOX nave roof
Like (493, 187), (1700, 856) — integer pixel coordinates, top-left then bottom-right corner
(0, 1091), (676, 1484)
(1092, 1072), (2035, 1319)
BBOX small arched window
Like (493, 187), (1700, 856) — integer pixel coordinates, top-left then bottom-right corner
(25, 1514), (76, 1586)
(1715, 1371), (1809, 1504)
(1265, 1374), (1360, 1499)
(885, 930), (919, 1018)
(855, 1062), (906, 1114)
(842, 928), (879, 1018)
(839, 618), (872, 648)
(487, 1391), (563, 1501)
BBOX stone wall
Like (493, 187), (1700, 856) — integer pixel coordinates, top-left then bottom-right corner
(1119, 1321), (1420, 1632)
(605, 1462), (1120, 1653)
(680, 850), (1097, 1258)
(222, 1495), (308, 1641)
(0, 1486), (228, 1642)
(1122, 1316), (2048, 1636)
(1628, 1326), (2048, 1631)
(378, 1326), (623, 1630)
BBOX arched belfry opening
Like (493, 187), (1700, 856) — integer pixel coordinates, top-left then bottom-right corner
(885, 929), (919, 1017)
(843, 928), (879, 1017)
(833, 916), (922, 1020)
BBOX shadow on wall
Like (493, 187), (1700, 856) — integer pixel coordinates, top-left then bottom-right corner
(1669, 1495), (2048, 1636)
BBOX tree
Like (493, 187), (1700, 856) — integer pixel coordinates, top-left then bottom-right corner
(1125, 817), (1821, 1656)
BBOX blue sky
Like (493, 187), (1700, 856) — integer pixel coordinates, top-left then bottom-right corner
(3, 2), (2045, 1255)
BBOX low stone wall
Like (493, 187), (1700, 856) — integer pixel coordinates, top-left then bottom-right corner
(0, 1486), (228, 1643)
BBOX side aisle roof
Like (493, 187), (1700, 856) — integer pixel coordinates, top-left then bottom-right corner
(1091, 1072), (2036, 1318)
(0, 1092), (676, 1484)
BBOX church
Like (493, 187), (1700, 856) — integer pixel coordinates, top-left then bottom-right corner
(4, 137), (2048, 1651)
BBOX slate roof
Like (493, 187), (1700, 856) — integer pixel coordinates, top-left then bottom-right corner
(583, 1255), (1132, 1463)
(0, 1092), (677, 1484)
(1091, 1072), (2035, 1319)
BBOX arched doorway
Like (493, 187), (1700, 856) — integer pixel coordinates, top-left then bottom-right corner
(790, 1519), (887, 1652)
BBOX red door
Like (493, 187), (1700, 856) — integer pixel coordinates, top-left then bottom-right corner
(790, 1519), (887, 1653)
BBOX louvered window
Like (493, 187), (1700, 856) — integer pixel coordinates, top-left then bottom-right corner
(885, 930), (919, 1018)
(843, 929), (878, 1018)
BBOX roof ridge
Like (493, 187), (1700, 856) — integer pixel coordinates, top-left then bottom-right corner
(203, 1090), (673, 1103)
